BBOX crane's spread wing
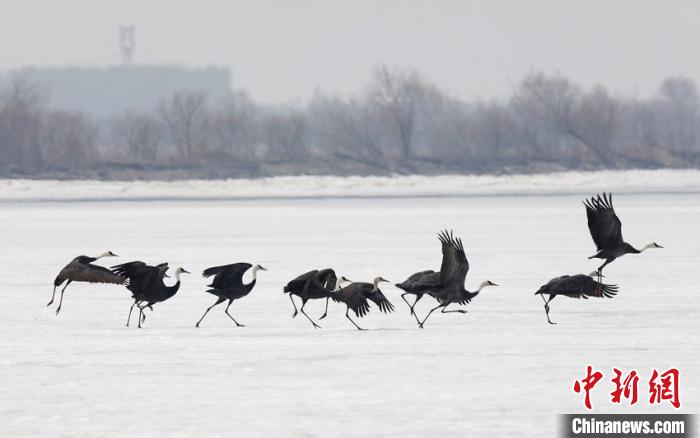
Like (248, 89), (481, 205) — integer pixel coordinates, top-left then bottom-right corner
(553, 274), (619, 299)
(60, 260), (126, 285)
(112, 261), (164, 292)
(535, 275), (570, 295)
(395, 270), (439, 292)
(317, 269), (338, 291)
(584, 192), (623, 251)
(202, 263), (252, 289)
(333, 283), (372, 318)
(438, 230), (469, 288)
(367, 288), (395, 313)
(284, 270), (318, 293)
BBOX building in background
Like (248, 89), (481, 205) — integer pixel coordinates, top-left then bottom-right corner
(0, 65), (232, 119)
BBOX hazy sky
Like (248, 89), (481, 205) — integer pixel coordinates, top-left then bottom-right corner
(1, 0), (698, 103)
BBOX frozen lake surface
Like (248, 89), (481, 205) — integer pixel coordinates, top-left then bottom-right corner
(0, 191), (697, 436)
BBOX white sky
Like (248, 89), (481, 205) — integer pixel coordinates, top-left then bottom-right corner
(0, 0), (698, 103)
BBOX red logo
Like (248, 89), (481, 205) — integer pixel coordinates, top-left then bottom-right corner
(574, 367), (680, 410)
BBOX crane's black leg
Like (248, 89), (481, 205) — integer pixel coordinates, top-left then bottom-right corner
(400, 293), (413, 313)
(195, 297), (226, 327)
(541, 294), (556, 325)
(136, 302), (151, 327)
(409, 294), (423, 316)
(126, 299), (138, 327)
(47, 285), (58, 306)
(345, 308), (365, 330)
(299, 300), (321, 329)
(55, 280), (72, 315)
(289, 294), (299, 318)
(400, 293), (422, 324)
(319, 297), (330, 320)
(441, 304), (467, 314)
(224, 300), (245, 327)
(418, 303), (447, 329)
(137, 306), (144, 328)
(597, 259), (613, 282)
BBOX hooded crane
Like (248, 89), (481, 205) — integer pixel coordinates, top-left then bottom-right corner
(195, 263), (266, 328)
(395, 270), (440, 324)
(112, 261), (169, 327)
(112, 261), (189, 328)
(416, 230), (498, 328)
(49, 251), (125, 315)
(584, 192), (662, 276)
(535, 271), (619, 324)
(331, 277), (394, 330)
(283, 269), (351, 329)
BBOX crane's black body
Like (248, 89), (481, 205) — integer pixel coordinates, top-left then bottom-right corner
(395, 270), (440, 324)
(283, 268), (339, 328)
(584, 192), (661, 276)
(535, 274), (618, 324)
(195, 263), (261, 328)
(112, 261), (181, 328)
(331, 281), (394, 330)
(412, 230), (496, 328)
(49, 252), (125, 315)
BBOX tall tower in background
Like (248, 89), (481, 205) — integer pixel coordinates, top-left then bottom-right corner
(119, 26), (135, 64)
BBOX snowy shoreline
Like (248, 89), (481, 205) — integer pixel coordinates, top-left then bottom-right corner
(1, 169), (699, 202)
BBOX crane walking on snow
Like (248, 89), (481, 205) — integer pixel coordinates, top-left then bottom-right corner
(112, 261), (189, 328)
(195, 263), (267, 328)
(397, 230), (498, 328)
(331, 277), (394, 330)
(283, 269), (351, 328)
(49, 251), (125, 315)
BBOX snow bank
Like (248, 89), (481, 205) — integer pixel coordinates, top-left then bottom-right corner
(1, 169), (699, 201)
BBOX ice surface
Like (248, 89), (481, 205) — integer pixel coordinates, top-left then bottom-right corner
(1, 169), (700, 202)
(0, 189), (697, 437)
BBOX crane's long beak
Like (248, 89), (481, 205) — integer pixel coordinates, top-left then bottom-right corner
(181, 268), (191, 274)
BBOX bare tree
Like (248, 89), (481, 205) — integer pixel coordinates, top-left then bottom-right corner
(658, 77), (700, 157)
(112, 111), (160, 163)
(42, 110), (98, 169)
(262, 108), (307, 161)
(212, 92), (258, 162)
(514, 73), (615, 166)
(0, 77), (45, 169)
(158, 91), (210, 165)
(311, 94), (390, 169)
(368, 65), (431, 162)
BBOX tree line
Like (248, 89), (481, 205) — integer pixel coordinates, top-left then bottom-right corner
(1, 66), (699, 179)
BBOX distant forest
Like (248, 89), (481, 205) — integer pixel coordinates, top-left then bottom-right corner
(1, 65), (699, 179)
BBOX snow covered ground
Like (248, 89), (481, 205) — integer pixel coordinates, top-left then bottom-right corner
(0, 179), (697, 437)
(1, 169), (700, 202)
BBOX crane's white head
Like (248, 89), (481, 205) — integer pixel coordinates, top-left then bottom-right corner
(333, 275), (352, 291)
(641, 242), (664, 251)
(174, 267), (190, 280)
(251, 264), (267, 280)
(477, 280), (498, 292)
(373, 276), (390, 287)
(587, 271), (604, 278)
(96, 251), (118, 259)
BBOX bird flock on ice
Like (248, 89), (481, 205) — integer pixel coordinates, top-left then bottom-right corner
(47, 192), (662, 328)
